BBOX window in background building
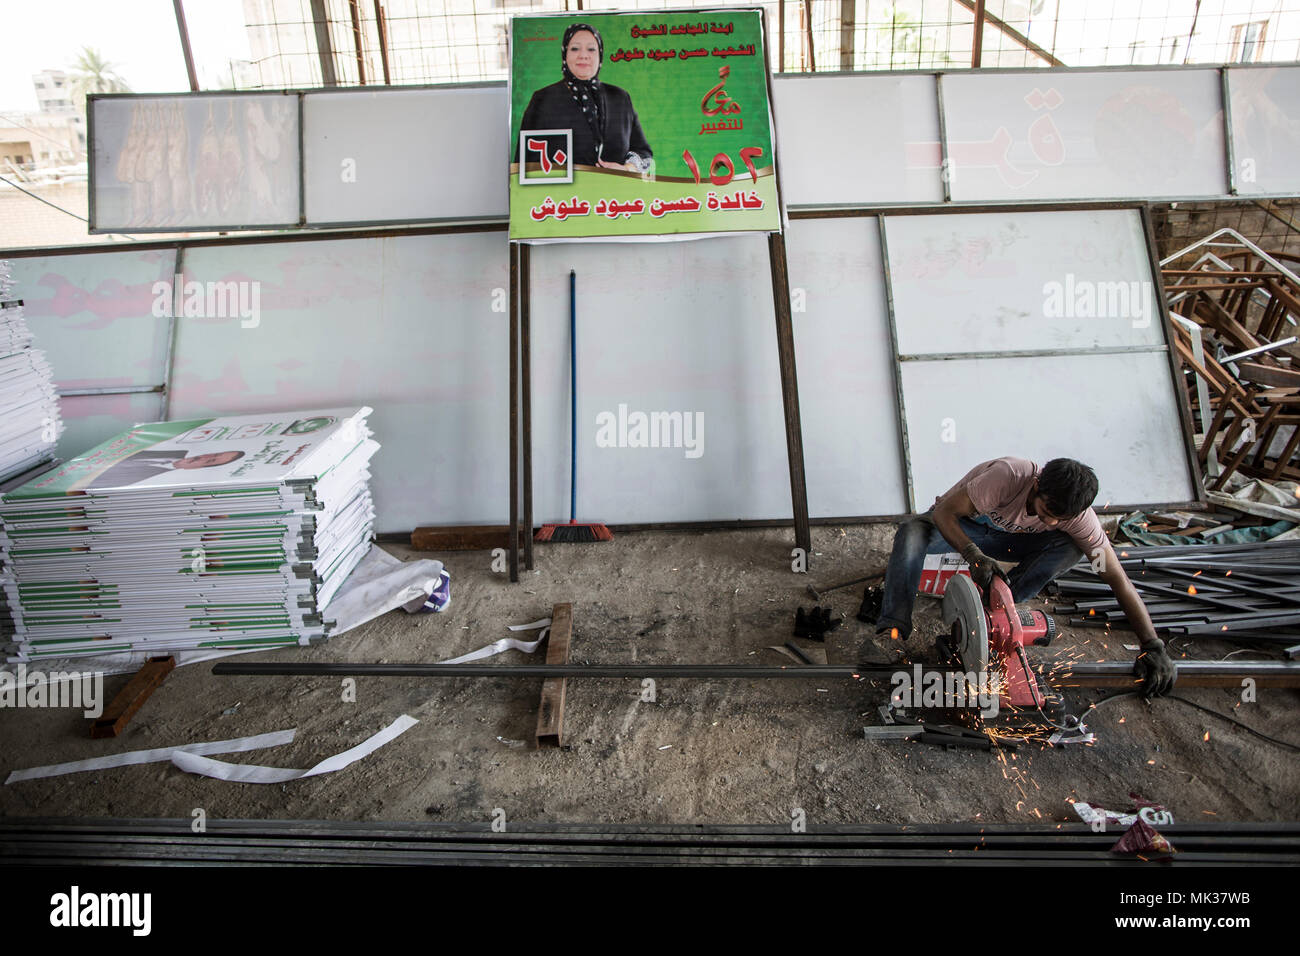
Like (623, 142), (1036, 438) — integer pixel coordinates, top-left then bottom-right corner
(1232, 20), (1269, 62)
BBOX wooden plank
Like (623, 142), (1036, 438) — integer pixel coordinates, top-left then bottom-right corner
(1270, 424), (1300, 480)
(535, 603), (572, 748)
(410, 525), (527, 551)
(90, 656), (175, 739)
(1238, 362), (1300, 388)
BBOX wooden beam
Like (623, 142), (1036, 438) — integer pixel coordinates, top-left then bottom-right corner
(952, 0), (1065, 66)
(309, 0), (339, 87)
(410, 525), (526, 551)
(374, 1), (391, 84)
(839, 0), (856, 71)
(1238, 362), (1300, 389)
(535, 603), (573, 748)
(347, 0), (367, 85)
(172, 0), (200, 92)
(970, 0), (986, 68)
(803, 0), (816, 71)
(91, 656), (175, 739)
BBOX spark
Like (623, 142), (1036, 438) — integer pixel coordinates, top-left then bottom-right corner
(1187, 585), (1198, 595)
(1203, 731), (1210, 742)
(1193, 570), (1202, 577)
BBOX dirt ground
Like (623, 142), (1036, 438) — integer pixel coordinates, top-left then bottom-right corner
(1, 525), (1297, 828)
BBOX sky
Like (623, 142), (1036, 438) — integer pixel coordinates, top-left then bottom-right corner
(0, 0), (252, 111)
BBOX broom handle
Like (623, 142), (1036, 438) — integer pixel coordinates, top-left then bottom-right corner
(569, 269), (578, 525)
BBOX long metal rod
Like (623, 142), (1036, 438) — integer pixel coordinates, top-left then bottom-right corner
(212, 660), (1300, 687)
(58, 385), (163, 397)
(508, 241), (519, 583)
(877, 216), (915, 512)
(1222, 67), (1237, 195)
(1142, 203), (1207, 503)
(900, 345), (1166, 362)
(160, 243), (183, 419)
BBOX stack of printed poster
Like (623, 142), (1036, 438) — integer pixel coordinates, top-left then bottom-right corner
(0, 407), (377, 661)
(0, 260), (62, 485)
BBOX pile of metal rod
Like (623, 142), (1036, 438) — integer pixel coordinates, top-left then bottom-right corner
(4, 818), (1297, 865)
(1050, 540), (1300, 643)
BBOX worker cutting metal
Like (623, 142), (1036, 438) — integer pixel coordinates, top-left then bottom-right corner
(868, 456), (1177, 698)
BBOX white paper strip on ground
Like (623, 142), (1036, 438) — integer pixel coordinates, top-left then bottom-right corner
(170, 714), (417, 783)
(5, 728), (297, 784)
(442, 619), (551, 664)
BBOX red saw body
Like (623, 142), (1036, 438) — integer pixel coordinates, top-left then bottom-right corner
(941, 574), (1056, 710)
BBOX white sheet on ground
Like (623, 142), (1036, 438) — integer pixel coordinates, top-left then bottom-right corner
(5, 728), (297, 784)
(170, 714), (417, 783)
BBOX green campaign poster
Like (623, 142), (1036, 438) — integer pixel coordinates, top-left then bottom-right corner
(508, 8), (782, 240)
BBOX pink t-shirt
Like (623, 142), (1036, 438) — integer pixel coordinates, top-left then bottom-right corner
(937, 457), (1108, 557)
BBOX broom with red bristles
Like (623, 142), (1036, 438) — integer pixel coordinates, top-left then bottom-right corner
(535, 271), (612, 543)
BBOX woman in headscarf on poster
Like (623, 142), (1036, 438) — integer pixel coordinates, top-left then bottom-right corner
(517, 23), (653, 173)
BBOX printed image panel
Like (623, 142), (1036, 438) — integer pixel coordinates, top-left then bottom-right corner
(91, 94), (299, 231)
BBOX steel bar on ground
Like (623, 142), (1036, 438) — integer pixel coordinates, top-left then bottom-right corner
(212, 660), (1300, 687)
(2, 819), (1296, 866)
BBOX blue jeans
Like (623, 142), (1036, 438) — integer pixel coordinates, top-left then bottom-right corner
(875, 514), (1083, 640)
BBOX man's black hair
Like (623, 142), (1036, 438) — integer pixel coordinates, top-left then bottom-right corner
(1038, 458), (1098, 518)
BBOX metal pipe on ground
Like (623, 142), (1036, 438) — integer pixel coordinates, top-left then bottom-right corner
(212, 660), (1300, 687)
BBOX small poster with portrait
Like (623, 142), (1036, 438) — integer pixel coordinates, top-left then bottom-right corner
(508, 8), (782, 240)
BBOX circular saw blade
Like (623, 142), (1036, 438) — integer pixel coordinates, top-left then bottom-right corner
(940, 574), (989, 674)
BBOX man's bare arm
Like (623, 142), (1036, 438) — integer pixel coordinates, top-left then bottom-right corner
(932, 489), (1009, 593)
(1094, 539), (1176, 697)
(931, 488), (979, 553)
(1093, 540), (1161, 646)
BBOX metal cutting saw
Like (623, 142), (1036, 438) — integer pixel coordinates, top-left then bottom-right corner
(940, 573), (1058, 712)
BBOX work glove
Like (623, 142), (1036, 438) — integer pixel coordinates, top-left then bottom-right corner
(961, 543), (1009, 598)
(1134, 640), (1177, 699)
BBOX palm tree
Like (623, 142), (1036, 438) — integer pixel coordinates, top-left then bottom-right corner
(68, 47), (132, 111)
